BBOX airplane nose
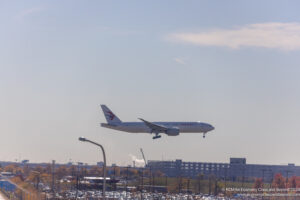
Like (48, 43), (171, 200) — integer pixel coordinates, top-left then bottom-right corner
(209, 125), (215, 131)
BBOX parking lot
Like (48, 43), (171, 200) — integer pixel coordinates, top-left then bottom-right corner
(44, 190), (254, 200)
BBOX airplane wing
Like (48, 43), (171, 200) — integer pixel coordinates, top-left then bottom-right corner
(138, 118), (168, 132)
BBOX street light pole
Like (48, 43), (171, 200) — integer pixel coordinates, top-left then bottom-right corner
(78, 137), (107, 199)
(31, 171), (41, 199)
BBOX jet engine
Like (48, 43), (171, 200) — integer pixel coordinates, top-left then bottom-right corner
(166, 128), (180, 136)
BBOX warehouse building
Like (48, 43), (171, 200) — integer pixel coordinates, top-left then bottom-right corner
(147, 158), (300, 182)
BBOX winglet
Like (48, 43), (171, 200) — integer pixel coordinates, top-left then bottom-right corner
(138, 118), (146, 122)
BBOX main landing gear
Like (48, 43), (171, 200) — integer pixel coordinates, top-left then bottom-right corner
(153, 135), (162, 139)
(152, 132), (162, 139)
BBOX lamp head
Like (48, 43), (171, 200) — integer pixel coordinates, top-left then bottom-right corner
(78, 137), (87, 142)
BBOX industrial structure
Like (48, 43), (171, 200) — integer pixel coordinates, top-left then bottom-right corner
(147, 158), (300, 182)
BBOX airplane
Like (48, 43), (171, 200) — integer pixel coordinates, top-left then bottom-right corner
(100, 105), (215, 139)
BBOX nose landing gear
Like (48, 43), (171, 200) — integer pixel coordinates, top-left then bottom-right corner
(203, 133), (206, 138)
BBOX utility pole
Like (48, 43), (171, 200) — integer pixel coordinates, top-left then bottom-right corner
(141, 168), (144, 191)
(51, 160), (55, 197)
(152, 171), (155, 193)
(285, 170), (292, 186)
(31, 171), (41, 199)
(149, 167), (154, 199)
(187, 178), (190, 193)
(141, 168), (144, 200)
(75, 162), (81, 199)
(126, 167), (129, 197)
(178, 176), (182, 193)
(165, 175), (168, 193)
(214, 178), (218, 196)
(187, 178), (190, 200)
(113, 166), (117, 191)
(198, 174), (202, 194)
(242, 166), (245, 188)
(270, 171), (274, 188)
(149, 167), (153, 193)
(224, 167), (227, 195)
(262, 169), (266, 184)
(208, 175), (212, 195)
(284, 170), (292, 200)
(262, 168), (273, 188)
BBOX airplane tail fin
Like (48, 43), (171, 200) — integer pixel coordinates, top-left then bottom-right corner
(100, 105), (122, 124)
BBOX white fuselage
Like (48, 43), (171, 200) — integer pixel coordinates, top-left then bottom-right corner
(101, 121), (214, 134)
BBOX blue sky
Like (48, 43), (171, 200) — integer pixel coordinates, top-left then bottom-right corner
(1, 1), (300, 166)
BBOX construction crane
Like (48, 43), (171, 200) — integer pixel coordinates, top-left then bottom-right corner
(140, 148), (147, 166)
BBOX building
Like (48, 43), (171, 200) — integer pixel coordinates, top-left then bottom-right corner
(147, 158), (300, 182)
(97, 162), (104, 167)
